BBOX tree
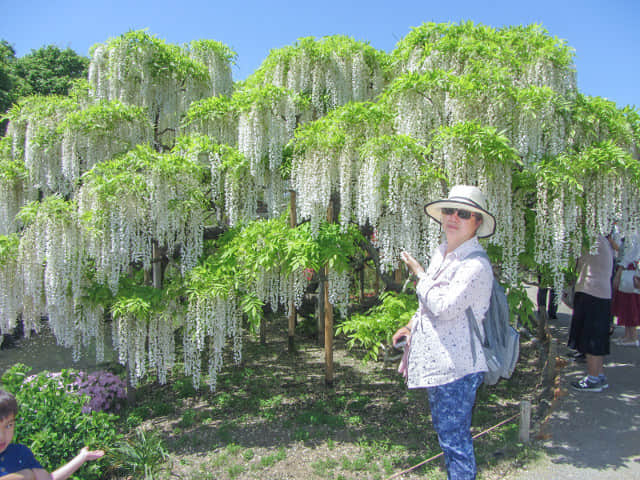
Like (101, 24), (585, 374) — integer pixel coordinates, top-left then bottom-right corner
(0, 40), (28, 135)
(13, 45), (89, 97)
(0, 40), (18, 114)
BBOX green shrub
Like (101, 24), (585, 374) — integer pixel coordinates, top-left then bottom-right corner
(111, 429), (169, 479)
(179, 408), (199, 428)
(171, 376), (198, 398)
(1, 364), (122, 480)
(337, 292), (418, 361)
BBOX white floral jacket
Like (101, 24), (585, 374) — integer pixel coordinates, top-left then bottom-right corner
(406, 236), (492, 388)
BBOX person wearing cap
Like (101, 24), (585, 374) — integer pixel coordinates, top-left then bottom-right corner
(392, 184), (495, 480)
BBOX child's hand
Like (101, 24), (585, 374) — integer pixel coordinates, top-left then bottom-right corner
(79, 447), (105, 462)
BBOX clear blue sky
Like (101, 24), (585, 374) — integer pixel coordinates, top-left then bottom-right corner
(2, 0), (638, 108)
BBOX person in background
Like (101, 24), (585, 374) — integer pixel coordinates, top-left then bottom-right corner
(392, 185), (495, 480)
(0, 389), (104, 480)
(537, 280), (558, 320)
(612, 233), (640, 346)
(568, 232), (617, 392)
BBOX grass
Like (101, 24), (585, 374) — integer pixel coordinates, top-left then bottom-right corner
(112, 315), (545, 480)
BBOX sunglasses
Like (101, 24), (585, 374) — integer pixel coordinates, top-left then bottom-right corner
(441, 207), (475, 220)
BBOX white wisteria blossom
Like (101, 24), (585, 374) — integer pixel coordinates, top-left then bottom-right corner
(183, 296), (243, 390)
(88, 31), (234, 149)
(251, 36), (388, 117)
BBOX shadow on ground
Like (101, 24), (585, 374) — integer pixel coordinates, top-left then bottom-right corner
(508, 308), (640, 480)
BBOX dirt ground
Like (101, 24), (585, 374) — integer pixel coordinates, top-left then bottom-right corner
(1, 316), (547, 480)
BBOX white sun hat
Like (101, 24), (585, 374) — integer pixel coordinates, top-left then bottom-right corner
(424, 185), (496, 238)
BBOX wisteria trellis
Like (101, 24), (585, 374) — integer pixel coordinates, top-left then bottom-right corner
(1, 24), (639, 389)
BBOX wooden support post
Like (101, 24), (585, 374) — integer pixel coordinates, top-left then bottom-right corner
(374, 267), (380, 296)
(544, 338), (558, 383)
(288, 305), (296, 353)
(288, 190), (297, 353)
(324, 265), (334, 387)
(519, 400), (532, 443)
(152, 241), (162, 289)
(537, 309), (549, 343)
(260, 316), (266, 345)
(394, 266), (402, 285)
(324, 199), (335, 386)
(317, 280), (325, 345)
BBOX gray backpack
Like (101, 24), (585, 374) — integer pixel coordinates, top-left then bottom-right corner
(464, 251), (520, 385)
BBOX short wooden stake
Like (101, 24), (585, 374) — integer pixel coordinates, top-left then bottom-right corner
(519, 400), (531, 443)
(288, 190), (297, 354)
(544, 338), (558, 383)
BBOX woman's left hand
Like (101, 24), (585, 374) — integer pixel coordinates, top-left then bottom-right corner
(392, 326), (411, 347)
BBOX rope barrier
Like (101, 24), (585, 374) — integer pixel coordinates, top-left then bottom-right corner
(385, 412), (521, 479)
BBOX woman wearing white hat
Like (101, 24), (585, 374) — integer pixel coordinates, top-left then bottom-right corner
(393, 185), (495, 480)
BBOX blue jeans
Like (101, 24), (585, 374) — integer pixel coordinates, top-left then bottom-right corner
(427, 372), (484, 480)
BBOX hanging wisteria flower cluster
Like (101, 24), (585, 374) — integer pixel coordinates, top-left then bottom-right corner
(180, 96), (238, 146)
(0, 234), (22, 335)
(430, 123), (525, 282)
(59, 101), (153, 189)
(0, 150), (26, 235)
(255, 267), (308, 317)
(88, 31), (233, 147)
(111, 313), (148, 386)
(183, 295), (243, 390)
(328, 268), (350, 315)
(14, 197), (86, 344)
(184, 39), (235, 98)
(291, 102), (393, 233)
(357, 135), (444, 270)
(79, 146), (208, 290)
(236, 87), (300, 217)
(6, 96), (76, 195)
(250, 36), (389, 117)
(534, 175), (581, 294)
(74, 301), (107, 364)
(578, 145), (640, 241)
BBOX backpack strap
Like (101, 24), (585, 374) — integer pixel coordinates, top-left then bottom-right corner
(462, 249), (492, 365)
(466, 307), (483, 365)
(463, 249), (490, 263)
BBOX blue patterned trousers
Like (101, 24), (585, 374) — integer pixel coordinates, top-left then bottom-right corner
(427, 372), (484, 480)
